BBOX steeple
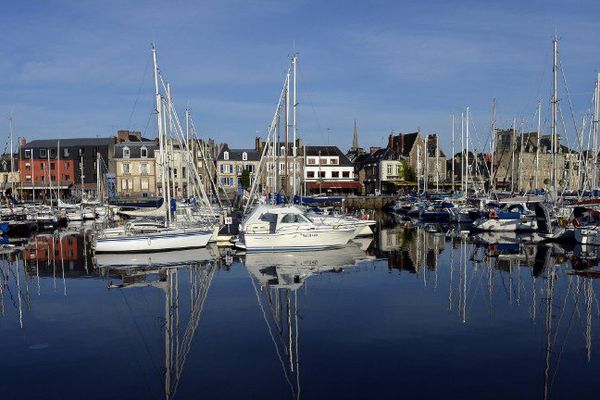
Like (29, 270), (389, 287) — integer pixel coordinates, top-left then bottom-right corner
(352, 119), (359, 150)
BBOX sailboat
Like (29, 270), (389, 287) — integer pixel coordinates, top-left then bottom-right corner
(94, 45), (213, 253)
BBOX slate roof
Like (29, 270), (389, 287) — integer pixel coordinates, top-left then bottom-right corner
(216, 145), (261, 162)
(23, 138), (115, 148)
(304, 145), (353, 166)
(362, 147), (403, 165)
(114, 142), (158, 159)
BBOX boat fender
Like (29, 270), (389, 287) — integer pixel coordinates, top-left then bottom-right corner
(488, 210), (498, 219)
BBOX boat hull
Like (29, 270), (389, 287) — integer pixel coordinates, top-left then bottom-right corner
(94, 229), (212, 253)
(238, 228), (356, 252)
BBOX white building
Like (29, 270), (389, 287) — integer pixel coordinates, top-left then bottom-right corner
(303, 146), (360, 194)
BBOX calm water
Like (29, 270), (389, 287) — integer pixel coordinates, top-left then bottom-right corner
(1, 222), (600, 399)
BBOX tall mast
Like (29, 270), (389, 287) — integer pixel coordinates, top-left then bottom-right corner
(96, 151), (101, 203)
(152, 44), (169, 225)
(285, 65), (290, 197)
(451, 114), (455, 192)
(435, 134), (440, 193)
(166, 83), (176, 200)
(57, 140), (60, 201)
(31, 148), (35, 203)
(535, 101), (542, 189)
(551, 36), (559, 195)
(185, 108), (190, 198)
(511, 118), (516, 193)
(9, 117), (14, 192)
(465, 107), (470, 196)
(490, 99), (496, 193)
(593, 72), (600, 190)
(461, 111), (464, 193)
(518, 119), (524, 192)
(292, 54), (298, 198)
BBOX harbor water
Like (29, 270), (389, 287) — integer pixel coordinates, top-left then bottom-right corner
(1, 220), (600, 399)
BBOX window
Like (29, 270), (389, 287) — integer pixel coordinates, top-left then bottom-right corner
(24, 149), (31, 158)
(40, 149), (47, 158)
(223, 151), (229, 161)
(122, 163), (131, 174)
(173, 168), (178, 178)
(140, 146), (148, 158)
(140, 163), (148, 174)
(280, 146), (286, 155)
(332, 171), (339, 178)
(330, 158), (338, 165)
(320, 158), (328, 165)
(121, 179), (127, 190)
(25, 175), (31, 182)
(51, 175), (56, 182)
(40, 163), (45, 170)
(123, 147), (130, 159)
(65, 162), (70, 169)
(50, 163), (55, 170)
(50, 149), (56, 158)
(141, 178), (149, 190)
(242, 152), (248, 161)
(307, 171), (315, 178)
(182, 167), (186, 177)
(307, 158), (316, 165)
(342, 171), (350, 178)
(25, 163), (31, 171)
(63, 148), (70, 157)
(41, 175), (45, 183)
(387, 164), (393, 175)
(65, 175), (71, 181)
(318, 171), (326, 178)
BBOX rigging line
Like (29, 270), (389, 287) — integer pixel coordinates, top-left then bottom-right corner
(127, 53), (153, 131)
(559, 60), (585, 146)
(297, 64), (326, 145)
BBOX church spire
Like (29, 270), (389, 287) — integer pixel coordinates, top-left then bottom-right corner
(352, 119), (359, 150)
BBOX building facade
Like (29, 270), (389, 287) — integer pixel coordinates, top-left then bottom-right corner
(114, 142), (158, 197)
(303, 146), (359, 194)
(215, 145), (261, 193)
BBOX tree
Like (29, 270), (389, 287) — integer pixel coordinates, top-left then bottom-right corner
(403, 162), (416, 182)
(240, 169), (251, 189)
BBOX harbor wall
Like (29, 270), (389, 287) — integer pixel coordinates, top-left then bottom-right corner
(343, 195), (394, 210)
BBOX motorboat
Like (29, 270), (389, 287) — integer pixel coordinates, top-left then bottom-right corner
(236, 205), (356, 251)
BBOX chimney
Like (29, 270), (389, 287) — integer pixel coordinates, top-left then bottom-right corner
(388, 133), (393, 149)
(370, 146), (381, 154)
(399, 133), (404, 154)
(19, 138), (27, 147)
(255, 136), (262, 152)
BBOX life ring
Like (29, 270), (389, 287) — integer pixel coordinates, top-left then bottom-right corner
(488, 210), (498, 219)
(573, 218), (580, 228)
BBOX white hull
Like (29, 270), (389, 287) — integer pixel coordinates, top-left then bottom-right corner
(95, 246), (219, 267)
(473, 218), (537, 232)
(239, 227), (356, 251)
(95, 228), (212, 253)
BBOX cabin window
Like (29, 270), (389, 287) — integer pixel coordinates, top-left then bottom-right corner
(242, 152), (248, 161)
(123, 147), (130, 159)
(281, 214), (301, 223)
(140, 146), (148, 158)
(223, 151), (229, 161)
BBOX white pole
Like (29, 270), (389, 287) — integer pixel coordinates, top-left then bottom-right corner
(465, 107), (470, 196)
(292, 54), (298, 198)
(152, 44), (169, 225)
(551, 37), (558, 195)
(535, 101), (542, 190)
(9, 117), (14, 192)
(593, 73), (600, 190)
(451, 114), (455, 192)
(461, 112), (464, 193)
(490, 99), (496, 193)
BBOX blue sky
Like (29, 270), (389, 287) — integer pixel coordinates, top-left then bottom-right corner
(1, 0), (600, 153)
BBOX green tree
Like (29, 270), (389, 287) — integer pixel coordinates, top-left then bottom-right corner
(403, 162), (416, 182)
(240, 169), (251, 189)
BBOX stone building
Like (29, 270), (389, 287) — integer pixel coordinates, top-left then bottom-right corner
(493, 129), (581, 192)
(114, 141), (158, 197)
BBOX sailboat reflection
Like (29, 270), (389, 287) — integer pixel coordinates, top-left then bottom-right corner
(94, 246), (220, 268)
(245, 243), (374, 399)
(102, 258), (218, 400)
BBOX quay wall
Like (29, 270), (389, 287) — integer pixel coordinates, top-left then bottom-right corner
(343, 195), (395, 210)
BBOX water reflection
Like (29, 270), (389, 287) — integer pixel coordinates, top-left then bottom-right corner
(0, 225), (599, 399)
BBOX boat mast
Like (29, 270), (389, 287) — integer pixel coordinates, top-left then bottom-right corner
(490, 99), (496, 193)
(593, 72), (600, 190)
(292, 54), (298, 198)
(518, 119), (524, 192)
(510, 118), (516, 193)
(57, 140), (61, 201)
(451, 114), (455, 192)
(9, 117), (14, 193)
(185, 108), (190, 198)
(551, 36), (559, 195)
(152, 44), (169, 226)
(460, 111), (464, 193)
(465, 107), (470, 196)
(166, 83), (176, 200)
(535, 101), (542, 189)
(285, 65), (290, 197)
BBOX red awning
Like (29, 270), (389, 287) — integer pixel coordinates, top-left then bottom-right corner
(306, 181), (361, 190)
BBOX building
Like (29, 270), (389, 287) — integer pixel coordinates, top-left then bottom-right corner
(493, 129), (581, 192)
(361, 147), (409, 194)
(19, 137), (116, 199)
(424, 134), (447, 184)
(0, 154), (19, 191)
(303, 145), (359, 194)
(114, 141), (159, 197)
(215, 144), (261, 194)
(345, 120), (367, 162)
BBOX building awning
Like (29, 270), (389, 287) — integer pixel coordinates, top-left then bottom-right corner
(306, 181), (361, 190)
